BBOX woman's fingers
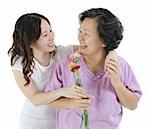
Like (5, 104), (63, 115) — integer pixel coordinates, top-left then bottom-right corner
(78, 98), (92, 111)
(69, 97), (93, 111)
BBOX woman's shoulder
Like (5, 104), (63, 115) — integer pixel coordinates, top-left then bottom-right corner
(118, 56), (135, 75)
(118, 56), (130, 67)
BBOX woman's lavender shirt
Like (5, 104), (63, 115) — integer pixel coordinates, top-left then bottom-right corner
(45, 53), (142, 129)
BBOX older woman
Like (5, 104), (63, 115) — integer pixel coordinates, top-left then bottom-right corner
(45, 8), (142, 129)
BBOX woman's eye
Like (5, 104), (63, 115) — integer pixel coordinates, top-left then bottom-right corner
(84, 33), (88, 36)
(78, 28), (82, 33)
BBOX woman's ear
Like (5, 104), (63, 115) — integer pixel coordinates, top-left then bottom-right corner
(99, 38), (106, 48)
(102, 43), (106, 47)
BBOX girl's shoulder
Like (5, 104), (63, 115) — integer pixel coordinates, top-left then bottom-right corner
(11, 56), (23, 72)
(53, 45), (73, 61)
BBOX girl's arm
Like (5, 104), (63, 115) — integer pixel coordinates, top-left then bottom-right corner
(49, 97), (92, 111)
(13, 70), (88, 106)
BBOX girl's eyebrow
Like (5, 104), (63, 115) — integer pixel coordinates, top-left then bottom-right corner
(41, 27), (51, 35)
(41, 26), (52, 34)
(41, 30), (48, 35)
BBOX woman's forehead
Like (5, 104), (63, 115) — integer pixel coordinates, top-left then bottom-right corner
(80, 18), (97, 32)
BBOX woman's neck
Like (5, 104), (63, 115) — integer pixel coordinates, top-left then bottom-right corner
(83, 51), (106, 74)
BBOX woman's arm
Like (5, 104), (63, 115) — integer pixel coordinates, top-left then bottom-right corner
(105, 55), (139, 110)
(112, 81), (139, 110)
(13, 70), (88, 106)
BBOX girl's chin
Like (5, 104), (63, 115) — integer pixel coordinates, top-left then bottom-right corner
(48, 46), (56, 52)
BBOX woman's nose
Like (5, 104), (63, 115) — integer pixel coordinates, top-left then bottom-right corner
(78, 33), (83, 41)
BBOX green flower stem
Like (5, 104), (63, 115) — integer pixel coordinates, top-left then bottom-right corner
(74, 71), (90, 129)
(83, 110), (89, 129)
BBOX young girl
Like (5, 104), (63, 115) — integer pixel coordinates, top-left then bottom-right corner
(8, 13), (91, 129)
(8, 13), (115, 129)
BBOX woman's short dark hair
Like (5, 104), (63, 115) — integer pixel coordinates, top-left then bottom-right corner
(8, 13), (50, 86)
(79, 8), (124, 53)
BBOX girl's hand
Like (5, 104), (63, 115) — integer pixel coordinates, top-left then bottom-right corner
(105, 56), (121, 87)
(58, 85), (89, 99)
(104, 50), (118, 77)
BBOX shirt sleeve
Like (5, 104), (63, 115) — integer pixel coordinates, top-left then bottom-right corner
(11, 57), (23, 72)
(44, 60), (63, 92)
(120, 57), (142, 99)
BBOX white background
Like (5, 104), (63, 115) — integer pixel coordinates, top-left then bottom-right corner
(0, 0), (149, 129)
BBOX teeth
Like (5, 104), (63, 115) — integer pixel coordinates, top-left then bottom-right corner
(48, 43), (55, 47)
(80, 44), (87, 49)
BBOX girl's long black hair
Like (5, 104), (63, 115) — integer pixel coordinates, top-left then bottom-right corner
(8, 13), (50, 86)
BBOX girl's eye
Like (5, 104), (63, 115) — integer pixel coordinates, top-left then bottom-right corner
(50, 29), (52, 33)
(43, 34), (48, 37)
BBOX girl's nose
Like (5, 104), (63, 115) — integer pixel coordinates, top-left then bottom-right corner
(49, 32), (54, 40)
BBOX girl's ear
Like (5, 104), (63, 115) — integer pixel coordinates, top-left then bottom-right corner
(30, 43), (34, 48)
